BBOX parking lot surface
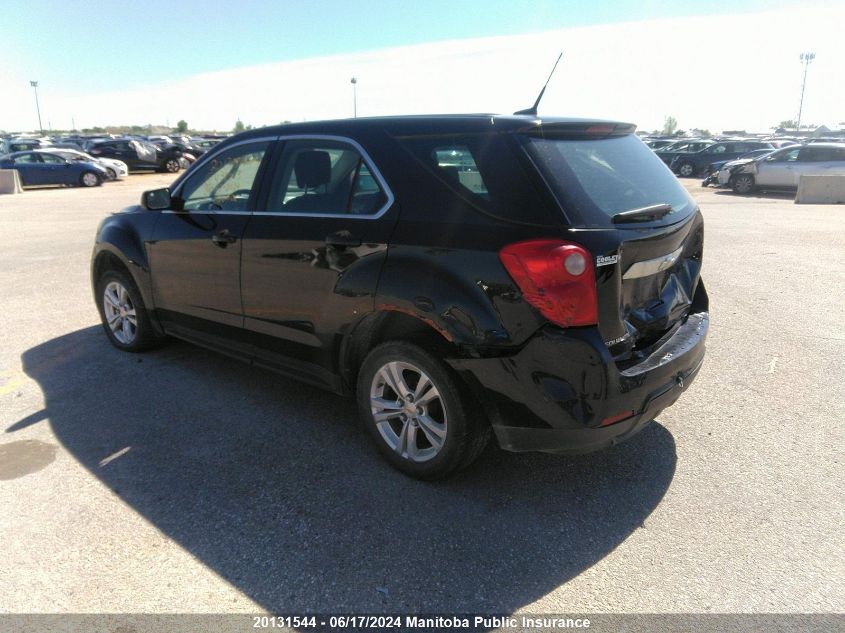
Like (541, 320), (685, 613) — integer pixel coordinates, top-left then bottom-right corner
(0, 176), (842, 613)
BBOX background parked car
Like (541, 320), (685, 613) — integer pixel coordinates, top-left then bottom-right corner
(719, 143), (845, 193)
(670, 140), (774, 177)
(701, 148), (775, 186)
(655, 139), (714, 165)
(88, 139), (183, 173)
(0, 150), (108, 187)
(36, 148), (129, 180)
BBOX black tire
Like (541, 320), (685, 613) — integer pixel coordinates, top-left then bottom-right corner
(164, 158), (181, 173)
(105, 167), (117, 180)
(731, 173), (755, 194)
(357, 341), (490, 479)
(95, 269), (162, 352)
(79, 171), (102, 187)
(676, 161), (696, 178)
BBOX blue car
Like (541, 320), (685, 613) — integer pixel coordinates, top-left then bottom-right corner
(0, 150), (108, 187)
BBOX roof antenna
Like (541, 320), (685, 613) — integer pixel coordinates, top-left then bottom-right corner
(514, 52), (563, 116)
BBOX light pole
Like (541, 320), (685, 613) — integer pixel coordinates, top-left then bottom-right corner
(30, 81), (44, 135)
(350, 77), (357, 118)
(796, 52), (815, 132)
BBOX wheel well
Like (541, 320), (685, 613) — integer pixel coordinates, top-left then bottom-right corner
(341, 311), (459, 391)
(93, 251), (131, 283)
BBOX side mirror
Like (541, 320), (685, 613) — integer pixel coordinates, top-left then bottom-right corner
(141, 187), (172, 211)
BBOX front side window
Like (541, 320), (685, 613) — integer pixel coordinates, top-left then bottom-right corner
(180, 141), (270, 212)
(265, 140), (387, 215)
(772, 148), (800, 162)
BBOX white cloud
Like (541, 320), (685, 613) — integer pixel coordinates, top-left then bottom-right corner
(2, 4), (843, 133)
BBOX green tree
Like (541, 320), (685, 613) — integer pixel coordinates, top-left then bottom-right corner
(662, 116), (678, 136)
(778, 120), (797, 129)
(175, 120), (188, 133)
(233, 119), (246, 133)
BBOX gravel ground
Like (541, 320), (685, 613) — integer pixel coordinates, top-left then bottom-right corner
(0, 174), (842, 615)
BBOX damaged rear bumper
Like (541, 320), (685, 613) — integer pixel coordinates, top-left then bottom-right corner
(448, 311), (708, 454)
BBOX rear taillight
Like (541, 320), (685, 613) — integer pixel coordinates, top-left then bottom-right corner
(499, 239), (598, 327)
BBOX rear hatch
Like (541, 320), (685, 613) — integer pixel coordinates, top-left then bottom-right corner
(519, 125), (705, 362)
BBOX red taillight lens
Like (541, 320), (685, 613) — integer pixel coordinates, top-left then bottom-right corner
(499, 239), (598, 327)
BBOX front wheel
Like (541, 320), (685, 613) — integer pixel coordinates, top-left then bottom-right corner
(164, 158), (181, 173)
(357, 341), (489, 479)
(731, 173), (755, 194)
(80, 171), (101, 187)
(96, 270), (162, 352)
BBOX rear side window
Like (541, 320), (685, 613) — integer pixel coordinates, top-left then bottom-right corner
(397, 134), (556, 226)
(799, 146), (844, 162)
(265, 140), (388, 216)
(431, 145), (489, 198)
(524, 134), (696, 227)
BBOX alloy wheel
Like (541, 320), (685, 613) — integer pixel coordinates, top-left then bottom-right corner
(103, 281), (137, 344)
(734, 175), (753, 194)
(165, 159), (180, 173)
(370, 361), (447, 462)
(679, 163), (694, 177)
(82, 172), (99, 187)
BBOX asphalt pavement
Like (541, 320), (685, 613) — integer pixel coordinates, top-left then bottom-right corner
(0, 174), (842, 614)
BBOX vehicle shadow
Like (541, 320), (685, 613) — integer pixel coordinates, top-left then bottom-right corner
(713, 189), (794, 200)
(15, 326), (677, 613)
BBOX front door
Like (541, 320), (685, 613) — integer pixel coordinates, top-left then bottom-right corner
(756, 147), (800, 187)
(240, 138), (397, 389)
(147, 139), (274, 358)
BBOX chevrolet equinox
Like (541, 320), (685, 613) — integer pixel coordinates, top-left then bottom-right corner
(91, 115), (709, 479)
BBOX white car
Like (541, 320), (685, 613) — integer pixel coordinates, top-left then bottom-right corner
(718, 143), (845, 194)
(36, 148), (129, 180)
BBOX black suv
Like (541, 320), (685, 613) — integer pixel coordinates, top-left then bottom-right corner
(91, 115), (709, 479)
(88, 139), (183, 173)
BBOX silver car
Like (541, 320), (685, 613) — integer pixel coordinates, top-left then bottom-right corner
(718, 143), (845, 193)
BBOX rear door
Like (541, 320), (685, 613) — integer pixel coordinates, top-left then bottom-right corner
(147, 138), (274, 358)
(239, 137), (397, 389)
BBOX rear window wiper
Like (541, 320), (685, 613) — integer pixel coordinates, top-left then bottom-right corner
(612, 203), (673, 224)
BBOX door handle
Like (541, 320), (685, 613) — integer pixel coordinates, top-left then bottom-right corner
(211, 229), (237, 247)
(325, 230), (361, 247)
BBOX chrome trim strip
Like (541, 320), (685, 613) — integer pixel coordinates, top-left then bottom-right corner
(169, 134), (395, 221)
(622, 246), (684, 280)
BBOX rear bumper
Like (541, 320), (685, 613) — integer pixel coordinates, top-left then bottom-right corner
(448, 309), (708, 454)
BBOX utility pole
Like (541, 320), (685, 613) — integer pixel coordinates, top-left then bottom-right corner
(796, 52), (815, 132)
(350, 77), (358, 118)
(30, 81), (43, 135)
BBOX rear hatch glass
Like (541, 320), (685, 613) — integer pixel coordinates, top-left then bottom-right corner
(523, 134), (696, 228)
(522, 133), (704, 361)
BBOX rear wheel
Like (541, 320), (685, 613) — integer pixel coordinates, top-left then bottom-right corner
(731, 173), (755, 194)
(677, 161), (696, 177)
(357, 341), (489, 479)
(80, 171), (101, 187)
(96, 269), (161, 352)
(164, 158), (180, 173)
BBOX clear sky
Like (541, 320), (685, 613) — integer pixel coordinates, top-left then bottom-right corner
(3, 0), (842, 133)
